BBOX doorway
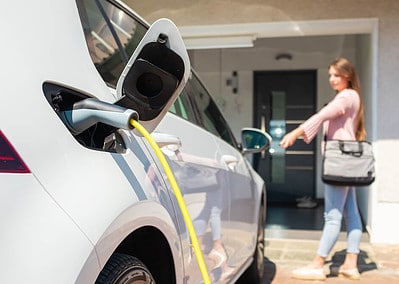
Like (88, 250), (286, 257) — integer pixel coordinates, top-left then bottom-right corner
(253, 70), (317, 203)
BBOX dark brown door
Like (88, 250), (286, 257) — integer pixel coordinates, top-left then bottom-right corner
(253, 70), (317, 203)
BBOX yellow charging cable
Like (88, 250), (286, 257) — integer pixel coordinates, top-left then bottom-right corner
(130, 119), (211, 284)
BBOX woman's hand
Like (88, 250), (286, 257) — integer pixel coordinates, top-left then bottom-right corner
(280, 132), (296, 148)
(280, 127), (305, 149)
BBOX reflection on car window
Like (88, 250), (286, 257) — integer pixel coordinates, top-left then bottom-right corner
(76, 0), (147, 86)
(188, 74), (237, 147)
(169, 89), (196, 123)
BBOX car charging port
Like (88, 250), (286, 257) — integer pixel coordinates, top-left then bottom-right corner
(43, 83), (135, 152)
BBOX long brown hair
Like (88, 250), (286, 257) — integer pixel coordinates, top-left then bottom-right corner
(329, 58), (366, 140)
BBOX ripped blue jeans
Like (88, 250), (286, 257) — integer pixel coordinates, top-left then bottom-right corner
(317, 184), (363, 258)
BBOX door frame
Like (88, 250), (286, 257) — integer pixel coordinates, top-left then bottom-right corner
(253, 70), (317, 203)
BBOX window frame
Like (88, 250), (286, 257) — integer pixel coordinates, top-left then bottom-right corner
(184, 71), (239, 149)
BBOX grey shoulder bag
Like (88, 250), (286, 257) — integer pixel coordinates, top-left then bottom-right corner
(322, 138), (375, 186)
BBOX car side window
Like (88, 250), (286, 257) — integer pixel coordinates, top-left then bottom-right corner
(169, 89), (197, 123)
(188, 74), (238, 147)
(76, 0), (147, 87)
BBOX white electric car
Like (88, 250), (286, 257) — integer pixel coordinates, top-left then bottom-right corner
(0, 0), (271, 283)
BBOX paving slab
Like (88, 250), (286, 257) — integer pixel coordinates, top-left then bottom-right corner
(261, 238), (399, 283)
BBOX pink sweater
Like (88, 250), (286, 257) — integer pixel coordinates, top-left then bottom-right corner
(300, 88), (360, 143)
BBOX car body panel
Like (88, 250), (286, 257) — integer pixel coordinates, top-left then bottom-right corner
(0, 175), (95, 283)
(155, 114), (261, 282)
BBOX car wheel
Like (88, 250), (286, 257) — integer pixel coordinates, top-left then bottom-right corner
(96, 253), (155, 284)
(237, 202), (265, 283)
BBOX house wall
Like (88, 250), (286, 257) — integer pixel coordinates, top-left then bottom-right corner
(126, 0), (399, 244)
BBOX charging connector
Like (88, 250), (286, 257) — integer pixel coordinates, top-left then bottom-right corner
(61, 98), (139, 135)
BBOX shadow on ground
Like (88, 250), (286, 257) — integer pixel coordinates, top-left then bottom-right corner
(327, 249), (378, 278)
(258, 249), (378, 283)
(262, 257), (277, 283)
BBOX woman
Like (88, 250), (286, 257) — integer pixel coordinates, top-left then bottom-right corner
(280, 57), (366, 280)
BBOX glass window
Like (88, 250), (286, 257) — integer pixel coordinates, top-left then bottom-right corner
(77, 0), (147, 86)
(169, 89), (196, 123)
(188, 74), (237, 147)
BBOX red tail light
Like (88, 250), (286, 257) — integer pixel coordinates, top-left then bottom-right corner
(0, 130), (30, 173)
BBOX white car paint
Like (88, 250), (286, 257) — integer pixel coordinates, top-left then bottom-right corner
(0, 0), (269, 283)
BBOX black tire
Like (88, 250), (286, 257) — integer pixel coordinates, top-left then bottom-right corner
(96, 253), (155, 284)
(237, 202), (266, 283)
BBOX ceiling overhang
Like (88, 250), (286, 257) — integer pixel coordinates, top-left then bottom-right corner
(179, 18), (378, 50)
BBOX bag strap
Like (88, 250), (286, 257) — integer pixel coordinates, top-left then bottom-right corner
(323, 121), (328, 152)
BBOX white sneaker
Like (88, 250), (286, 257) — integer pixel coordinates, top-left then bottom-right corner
(292, 266), (326, 280)
(297, 199), (318, 208)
